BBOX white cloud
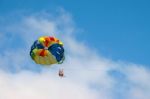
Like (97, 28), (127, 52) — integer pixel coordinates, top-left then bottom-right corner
(124, 65), (150, 99)
(0, 71), (99, 99)
(0, 9), (150, 99)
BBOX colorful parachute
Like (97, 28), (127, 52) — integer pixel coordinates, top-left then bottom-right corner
(30, 36), (65, 65)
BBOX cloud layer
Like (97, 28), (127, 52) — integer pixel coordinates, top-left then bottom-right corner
(0, 10), (150, 99)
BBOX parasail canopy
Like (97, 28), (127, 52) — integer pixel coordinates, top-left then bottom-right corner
(30, 36), (65, 65)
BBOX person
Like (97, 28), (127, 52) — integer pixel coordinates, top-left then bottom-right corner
(59, 69), (64, 77)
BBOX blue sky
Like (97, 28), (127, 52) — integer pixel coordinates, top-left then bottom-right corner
(0, 0), (150, 99)
(0, 0), (150, 66)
